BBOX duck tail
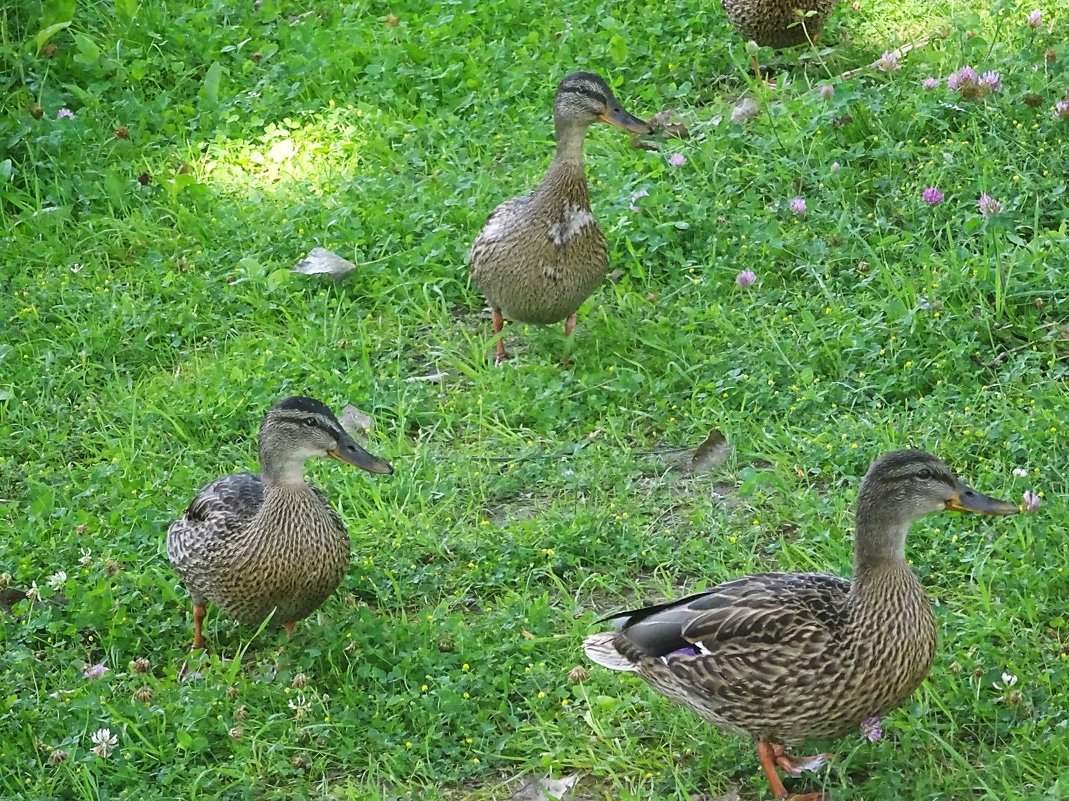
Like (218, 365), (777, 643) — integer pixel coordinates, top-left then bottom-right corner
(582, 632), (639, 672)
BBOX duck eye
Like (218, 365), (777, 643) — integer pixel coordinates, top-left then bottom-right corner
(917, 468), (932, 480)
(304, 417), (317, 427)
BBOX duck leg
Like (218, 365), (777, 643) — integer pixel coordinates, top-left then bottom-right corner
(560, 313), (578, 366)
(563, 313), (577, 338)
(492, 308), (511, 366)
(756, 741), (828, 801)
(178, 603), (209, 681)
(192, 603), (208, 650)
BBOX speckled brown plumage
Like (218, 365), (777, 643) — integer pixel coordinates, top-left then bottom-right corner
(721, 0), (837, 49)
(168, 474), (351, 627)
(584, 450), (1018, 799)
(167, 396), (392, 649)
(470, 72), (648, 364)
(471, 162), (608, 326)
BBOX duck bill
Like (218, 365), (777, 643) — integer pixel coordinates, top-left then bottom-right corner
(945, 482), (1018, 515)
(329, 437), (394, 475)
(599, 105), (650, 134)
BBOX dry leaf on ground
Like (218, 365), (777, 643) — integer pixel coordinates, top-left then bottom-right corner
(676, 428), (732, 475)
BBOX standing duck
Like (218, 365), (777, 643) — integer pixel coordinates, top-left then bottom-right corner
(470, 71), (649, 366)
(584, 450), (1018, 800)
(723, 0), (837, 49)
(167, 396), (393, 651)
(722, 0), (837, 76)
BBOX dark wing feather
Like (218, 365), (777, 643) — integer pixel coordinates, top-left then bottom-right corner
(181, 472), (264, 527)
(680, 573), (850, 649)
(614, 573), (851, 658)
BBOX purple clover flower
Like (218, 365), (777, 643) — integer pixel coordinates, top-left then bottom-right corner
(947, 66), (979, 92)
(789, 197), (807, 216)
(1027, 10), (1042, 28)
(861, 716), (883, 742)
(921, 77), (940, 90)
(1055, 100), (1069, 120)
(1022, 490), (1040, 512)
(978, 71), (1002, 95)
(922, 187), (944, 205)
(819, 84), (835, 100)
(875, 51), (900, 72)
(978, 193), (1003, 217)
(735, 270), (757, 288)
(83, 663), (109, 680)
(667, 153), (686, 167)
(56, 107), (75, 120)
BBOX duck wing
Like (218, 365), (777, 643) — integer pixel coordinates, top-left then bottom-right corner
(588, 572), (851, 673)
(470, 196), (532, 271)
(166, 472), (265, 568)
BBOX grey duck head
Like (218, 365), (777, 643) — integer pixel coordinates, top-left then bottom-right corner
(553, 72), (649, 155)
(854, 449), (1017, 567)
(258, 396), (393, 485)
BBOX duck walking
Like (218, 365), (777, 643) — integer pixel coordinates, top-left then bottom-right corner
(470, 71), (649, 366)
(584, 450), (1017, 800)
(167, 396), (393, 651)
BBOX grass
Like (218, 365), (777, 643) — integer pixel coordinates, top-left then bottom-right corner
(1, 0), (1066, 799)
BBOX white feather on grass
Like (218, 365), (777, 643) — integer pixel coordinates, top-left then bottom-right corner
(292, 247), (357, 278)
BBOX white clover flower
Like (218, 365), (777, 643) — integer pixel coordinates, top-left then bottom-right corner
(288, 695), (309, 720)
(90, 727), (118, 758)
(79, 548), (93, 567)
(25, 581), (41, 602)
(48, 571), (67, 591)
(994, 672), (1018, 690)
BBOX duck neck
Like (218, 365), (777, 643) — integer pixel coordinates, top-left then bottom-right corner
(852, 500), (911, 576)
(259, 447), (309, 489)
(553, 117), (590, 164)
(851, 523), (924, 610)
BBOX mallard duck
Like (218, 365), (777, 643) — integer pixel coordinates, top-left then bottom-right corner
(723, 0), (837, 50)
(584, 450), (1017, 800)
(470, 71), (649, 366)
(167, 396), (392, 651)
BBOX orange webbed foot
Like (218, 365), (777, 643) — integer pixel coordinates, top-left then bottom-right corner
(757, 741), (831, 800)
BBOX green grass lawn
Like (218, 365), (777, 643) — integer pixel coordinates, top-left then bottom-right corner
(2, 0), (1067, 799)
